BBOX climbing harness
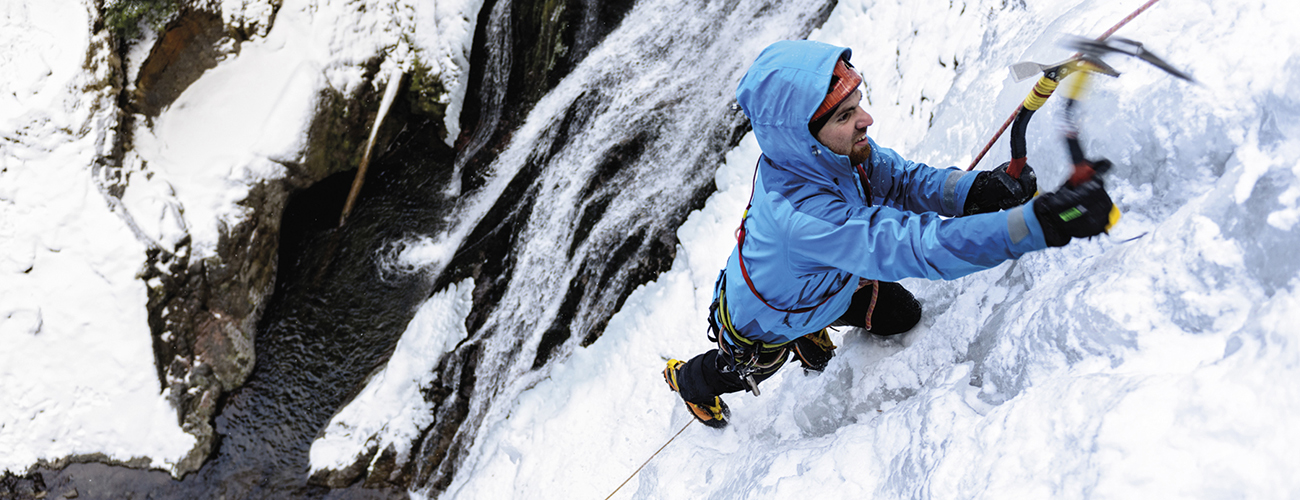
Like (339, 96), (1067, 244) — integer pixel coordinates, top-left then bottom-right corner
(966, 0), (1169, 173)
(719, 155), (872, 394)
(707, 276), (792, 396)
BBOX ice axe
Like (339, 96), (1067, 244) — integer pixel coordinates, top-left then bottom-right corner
(1062, 36), (1196, 83)
(999, 36), (1192, 181)
(1007, 35), (1194, 84)
(1004, 36), (1192, 234)
(1054, 35), (1195, 187)
(1007, 55), (1117, 84)
(967, 0), (1170, 173)
(995, 54), (1120, 181)
(1045, 36), (1192, 233)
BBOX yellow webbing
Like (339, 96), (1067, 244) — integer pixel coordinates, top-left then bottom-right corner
(1022, 76), (1060, 111)
(716, 286), (787, 350)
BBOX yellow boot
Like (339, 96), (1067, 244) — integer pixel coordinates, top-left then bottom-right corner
(663, 359), (730, 429)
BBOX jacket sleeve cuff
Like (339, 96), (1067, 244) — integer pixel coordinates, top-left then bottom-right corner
(1007, 202), (1049, 253)
(949, 169), (980, 216)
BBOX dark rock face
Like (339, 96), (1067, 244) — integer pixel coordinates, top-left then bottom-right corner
(0, 471), (48, 500)
(131, 9), (225, 117)
(119, 4), (382, 478)
(142, 181), (286, 476)
(37, 0), (829, 497)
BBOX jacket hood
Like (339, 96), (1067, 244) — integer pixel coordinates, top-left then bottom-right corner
(736, 40), (857, 183)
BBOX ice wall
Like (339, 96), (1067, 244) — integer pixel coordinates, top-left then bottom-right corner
(432, 0), (1300, 498)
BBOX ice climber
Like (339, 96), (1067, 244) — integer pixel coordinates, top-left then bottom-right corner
(664, 40), (1118, 428)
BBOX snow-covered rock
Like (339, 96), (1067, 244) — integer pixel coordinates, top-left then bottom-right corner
(1, 0), (480, 478)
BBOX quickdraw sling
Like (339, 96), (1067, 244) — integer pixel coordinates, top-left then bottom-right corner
(707, 275), (790, 396)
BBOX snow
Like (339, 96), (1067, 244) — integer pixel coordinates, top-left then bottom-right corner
(416, 0), (1300, 499)
(407, 0), (485, 145)
(1, 0), (481, 477)
(309, 278), (473, 472)
(1, 0), (196, 473)
(4, 0), (1300, 496)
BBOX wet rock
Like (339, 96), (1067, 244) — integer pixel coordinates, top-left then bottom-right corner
(118, 1), (377, 479)
(0, 471), (47, 500)
(131, 9), (227, 117)
(134, 84), (384, 481)
(309, 446), (377, 490)
(146, 182), (287, 477)
(362, 444), (403, 489)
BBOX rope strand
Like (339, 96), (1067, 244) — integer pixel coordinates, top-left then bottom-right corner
(606, 4), (1164, 499)
(604, 420), (693, 500)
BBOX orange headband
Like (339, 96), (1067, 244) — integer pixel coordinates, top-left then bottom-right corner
(813, 59), (862, 121)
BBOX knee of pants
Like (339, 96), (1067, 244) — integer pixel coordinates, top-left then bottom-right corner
(868, 300), (920, 335)
(871, 284), (922, 335)
(679, 349), (748, 401)
(872, 306), (920, 335)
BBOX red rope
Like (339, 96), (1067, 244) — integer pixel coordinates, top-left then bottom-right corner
(1097, 0), (1163, 40)
(966, 0), (1164, 171)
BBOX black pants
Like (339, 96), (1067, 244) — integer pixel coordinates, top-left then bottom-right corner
(676, 281), (920, 405)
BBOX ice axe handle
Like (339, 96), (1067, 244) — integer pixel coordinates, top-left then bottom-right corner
(1068, 163), (1095, 186)
(1068, 159), (1112, 187)
(1004, 76), (1058, 181)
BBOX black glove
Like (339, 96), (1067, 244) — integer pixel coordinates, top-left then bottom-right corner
(964, 161), (1038, 216)
(1033, 165), (1115, 247)
(792, 329), (836, 372)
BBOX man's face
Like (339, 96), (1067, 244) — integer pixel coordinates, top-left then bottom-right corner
(814, 89), (874, 165)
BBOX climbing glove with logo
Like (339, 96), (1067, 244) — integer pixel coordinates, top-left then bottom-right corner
(964, 161), (1038, 216)
(1033, 164), (1115, 247)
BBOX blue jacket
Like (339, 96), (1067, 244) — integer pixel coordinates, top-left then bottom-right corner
(721, 40), (1049, 344)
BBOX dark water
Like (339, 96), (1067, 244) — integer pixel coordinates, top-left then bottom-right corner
(23, 0), (638, 495)
(18, 0), (840, 496)
(32, 116), (455, 500)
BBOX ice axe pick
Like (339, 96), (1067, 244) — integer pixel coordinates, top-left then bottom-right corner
(1061, 35), (1196, 83)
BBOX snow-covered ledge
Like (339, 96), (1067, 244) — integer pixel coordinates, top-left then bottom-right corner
(0, 0), (198, 475)
(308, 278), (473, 488)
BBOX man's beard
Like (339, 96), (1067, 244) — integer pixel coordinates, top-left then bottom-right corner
(849, 141), (873, 165)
